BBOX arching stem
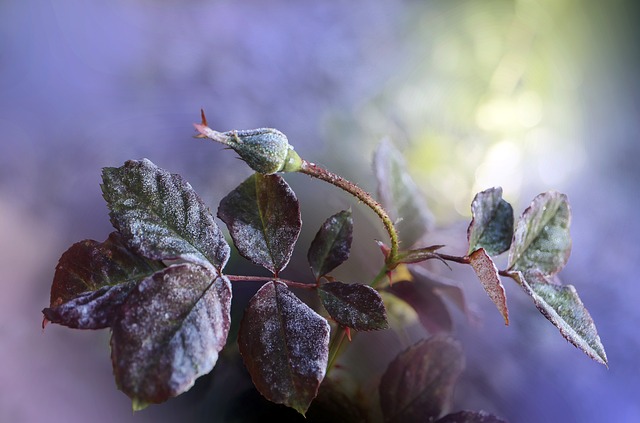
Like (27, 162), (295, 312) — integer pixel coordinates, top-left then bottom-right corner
(298, 160), (400, 263)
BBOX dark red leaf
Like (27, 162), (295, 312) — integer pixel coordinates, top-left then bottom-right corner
(111, 264), (232, 405)
(218, 173), (301, 275)
(318, 282), (388, 331)
(238, 281), (330, 415)
(436, 410), (508, 423)
(386, 280), (453, 334)
(379, 335), (465, 422)
(43, 232), (163, 329)
(469, 248), (509, 325)
(307, 209), (353, 280)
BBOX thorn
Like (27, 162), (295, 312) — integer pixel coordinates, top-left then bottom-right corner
(345, 327), (352, 342)
(386, 270), (393, 286)
(375, 240), (390, 260)
(200, 108), (208, 126)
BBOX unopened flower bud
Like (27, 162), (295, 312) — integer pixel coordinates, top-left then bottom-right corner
(223, 128), (302, 174)
(194, 110), (302, 174)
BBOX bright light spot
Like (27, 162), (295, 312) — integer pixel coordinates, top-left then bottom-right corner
(476, 97), (517, 132)
(517, 91), (543, 128)
(473, 140), (523, 198)
(476, 92), (543, 132)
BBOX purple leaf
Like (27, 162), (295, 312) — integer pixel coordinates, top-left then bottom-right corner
(469, 248), (509, 325)
(238, 281), (330, 415)
(218, 173), (301, 275)
(111, 263), (232, 405)
(307, 209), (353, 280)
(43, 232), (163, 329)
(101, 159), (230, 273)
(318, 282), (388, 331)
(379, 335), (465, 422)
(386, 280), (453, 334)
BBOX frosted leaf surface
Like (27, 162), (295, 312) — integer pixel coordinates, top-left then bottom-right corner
(469, 248), (509, 325)
(110, 263), (232, 404)
(307, 209), (353, 280)
(101, 159), (230, 273)
(43, 232), (163, 329)
(237, 281), (330, 415)
(318, 282), (388, 331)
(218, 173), (301, 275)
(508, 191), (571, 275)
(379, 335), (465, 423)
(467, 187), (514, 256)
(374, 139), (434, 247)
(510, 270), (607, 365)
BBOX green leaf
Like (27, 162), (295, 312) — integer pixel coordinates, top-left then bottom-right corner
(238, 281), (330, 415)
(318, 282), (388, 331)
(436, 410), (508, 423)
(111, 263), (232, 404)
(374, 139), (434, 247)
(43, 232), (163, 329)
(467, 187), (514, 256)
(218, 173), (301, 275)
(307, 209), (353, 280)
(101, 159), (230, 273)
(509, 270), (608, 365)
(469, 248), (509, 325)
(508, 191), (571, 275)
(379, 335), (465, 423)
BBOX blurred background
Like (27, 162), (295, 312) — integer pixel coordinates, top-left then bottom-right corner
(1, 0), (638, 421)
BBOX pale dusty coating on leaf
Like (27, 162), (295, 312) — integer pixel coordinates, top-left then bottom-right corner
(43, 232), (164, 329)
(44, 282), (137, 329)
(110, 264), (232, 404)
(218, 174), (301, 275)
(469, 248), (509, 325)
(308, 210), (353, 280)
(101, 159), (230, 274)
(508, 191), (571, 275)
(467, 187), (514, 256)
(238, 281), (330, 415)
(318, 282), (388, 331)
(511, 270), (607, 365)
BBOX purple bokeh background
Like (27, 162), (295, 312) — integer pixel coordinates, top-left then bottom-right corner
(1, 1), (638, 422)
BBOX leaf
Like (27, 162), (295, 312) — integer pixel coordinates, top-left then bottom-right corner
(111, 263), (232, 404)
(469, 248), (509, 325)
(386, 280), (453, 334)
(318, 282), (388, 331)
(101, 159), (230, 273)
(307, 209), (353, 280)
(508, 191), (571, 275)
(43, 232), (163, 329)
(374, 139), (434, 247)
(379, 335), (465, 423)
(509, 270), (608, 365)
(394, 245), (447, 266)
(237, 281), (330, 415)
(436, 410), (508, 423)
(218, 173), (301, 275)
(467, 187), (514, 256)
